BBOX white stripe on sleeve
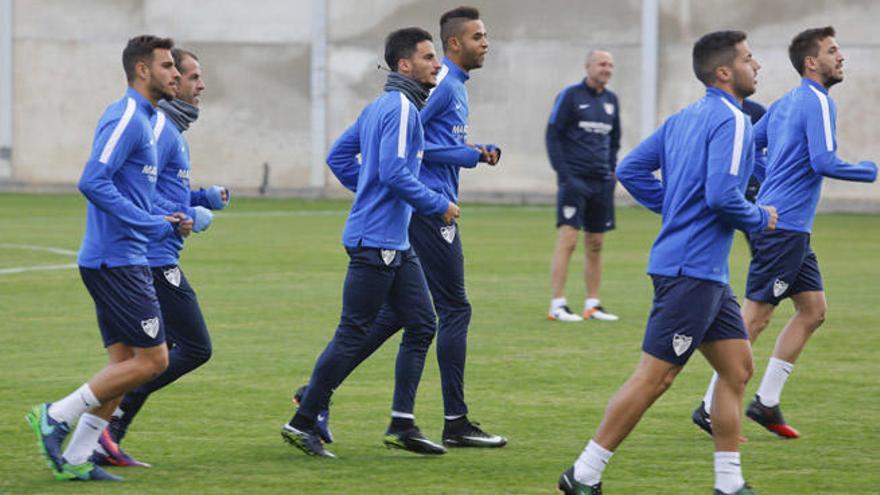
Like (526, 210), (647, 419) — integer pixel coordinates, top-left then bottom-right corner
(720, 97), (745, 176)
(397, 92), (410, 159)
(98, 98), (137, 164)
(428, 64), (449, 97)
(153, 110), (166, 142)
(809, 85), (834, 152)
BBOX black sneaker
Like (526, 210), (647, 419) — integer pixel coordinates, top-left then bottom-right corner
(442, 418), (507, 448)
(281, 423), (336, 458)
(558, 466), (602, 495)
(745, 395), (800, 439)
(692, 401), (713, 436)
(383, 425), (446, 455)
(714, 482), (757, 494)
(292, 385), (333, 444)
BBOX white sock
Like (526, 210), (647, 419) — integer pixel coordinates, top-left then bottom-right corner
(574, 439), (613, 486)
(714, 451), (745, 493)
(48, 384), (101, 425)
(551, 297), (568, 311)
(62, 413), (108, 465)
(585, 298), (600, 309)
(756, 357), (794, 407)
(444, 414), (465, 421)
(390, 410), (415, 420)
(703, 372), (719, 414)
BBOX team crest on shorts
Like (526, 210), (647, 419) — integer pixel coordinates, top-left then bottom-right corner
(773, 278), (789, 298)
(604, 103), (615, 115)
(380, 249), (396, 266)
(563, 206), (577, 220)
(163, 267), (181, 287)
(141, 317), (160, 339)
(440, 225), (456, 244)
(672, 333), (693, 357)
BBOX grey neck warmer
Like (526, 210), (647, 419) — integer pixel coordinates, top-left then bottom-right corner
(158, 98), (199, 132)
(383, 72), (431, 110)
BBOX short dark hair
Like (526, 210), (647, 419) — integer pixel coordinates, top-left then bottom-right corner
(123, 35), (174, 82)
(692, 30), (747, 86)
(384, 27), (433, 72)
(439, 6), (480, 52)
(172, 48), (199, 74)
(789, 26), (836, 75)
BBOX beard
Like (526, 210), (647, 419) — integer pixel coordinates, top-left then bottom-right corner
(732, 71), (756, 100)
(149, 78), (176, 101)
(822, 70), (843, 88)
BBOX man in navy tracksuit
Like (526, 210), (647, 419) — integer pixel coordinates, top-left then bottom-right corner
(558, 31), (776, 495)
(546, 50), (621, 322)
(294, 6), (506, 450)
(693, 26), (877, 442)
(92, 48), (230, 467)
(281, 27), (459, 458)
(26, 36), (190, 482)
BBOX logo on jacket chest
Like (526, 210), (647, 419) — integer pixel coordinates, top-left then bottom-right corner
(177, 168), (191, 180)
(451, 124), (468, 140)
(141, 165), (158, 183)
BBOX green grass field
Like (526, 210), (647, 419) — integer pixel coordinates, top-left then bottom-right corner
(1, 193), (878, 494)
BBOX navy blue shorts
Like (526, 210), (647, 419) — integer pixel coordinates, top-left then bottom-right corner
(642, 275), (748, 365)
(556, 178), (616, 232)
(745, 230), (824, 305)
(79, 265), (166, 348)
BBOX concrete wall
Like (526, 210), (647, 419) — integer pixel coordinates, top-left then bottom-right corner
(4, 0), (880, 209)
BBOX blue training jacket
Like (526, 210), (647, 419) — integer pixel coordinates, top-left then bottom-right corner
(77, 88), (174, 268)
(326, 89), (449, 251)
(546, 79), (621, 181)
(617, 87), (770, 284)
(146, 110), (216, 267)
(418, 57), (489, 203)
(754, 78), (877, 233)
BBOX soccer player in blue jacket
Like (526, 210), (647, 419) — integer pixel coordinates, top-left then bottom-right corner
(26, 35), (191, 482)
(558, 31), (776, 495)
(91, 48), (230, 467)
(281, 27), (459, 458)
(292, 6), (506, 450)
(694, 26), (877, 441)
(546, 50), (622, 322)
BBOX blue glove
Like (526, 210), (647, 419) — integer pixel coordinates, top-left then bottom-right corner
(192, 206), (214, 233)
(206, 185), (230, 210)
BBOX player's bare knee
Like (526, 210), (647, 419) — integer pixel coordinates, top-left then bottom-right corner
(746, 313), (771, 337)
(742, 358), (754, 383)
(811, 302), (827, 329)
(140, 349), (169, 377)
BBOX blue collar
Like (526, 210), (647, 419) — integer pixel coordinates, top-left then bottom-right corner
(442, 57), (469, 82)
(706, 87), (742, 109)
(125, 87), (156, 116)
(802, 77), (828, 94)
(583, 78), (605, 96)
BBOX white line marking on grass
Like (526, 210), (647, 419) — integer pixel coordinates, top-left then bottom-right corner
(0, 263), (78, 275)
(216, 206), (549, 219)
(218, 210), (347, 218)
(0, 243), (78, 256)
(0, 243), (78, 275)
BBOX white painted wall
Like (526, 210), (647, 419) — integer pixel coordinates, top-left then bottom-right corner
(5, 0), (880, 209)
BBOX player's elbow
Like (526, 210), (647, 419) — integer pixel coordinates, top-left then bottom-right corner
(77, 176), (96, 198)
(704, 191), (730, 212)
